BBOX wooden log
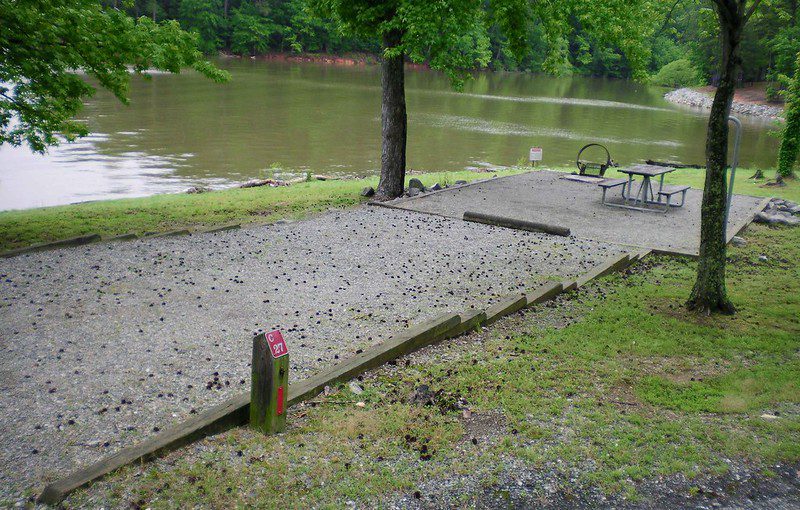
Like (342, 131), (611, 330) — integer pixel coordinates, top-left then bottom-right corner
(462, 211), (570, 237)
(250, 332), (290, 435)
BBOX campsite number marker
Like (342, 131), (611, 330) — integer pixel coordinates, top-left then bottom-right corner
(251, 329), (289, 434)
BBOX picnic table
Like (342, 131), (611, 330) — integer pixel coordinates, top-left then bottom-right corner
(598, 164), (690, 212)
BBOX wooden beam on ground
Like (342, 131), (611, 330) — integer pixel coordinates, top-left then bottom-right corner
(575, 253), (631, 288)
(37, 248), (643, 505)
(37, 393), (250, 505)
(0, 234), (101, 258)
(462, 211), (571, 237)
(38, 313), (461, 505)
(525, 282), (564, 306)
(286, 313), (461, 405)
(444, 309), (487, 337)
(146, 229), (191, 239)
(484, 294), (527, 326)
(204, 224), (241, 234)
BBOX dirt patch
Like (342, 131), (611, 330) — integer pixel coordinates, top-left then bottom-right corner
(697, 83), (784, 107)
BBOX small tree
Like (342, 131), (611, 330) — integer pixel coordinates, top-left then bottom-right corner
(0, 0), (228, 153)
(776, 52), (800, 180)
(319, 0), (504, 200)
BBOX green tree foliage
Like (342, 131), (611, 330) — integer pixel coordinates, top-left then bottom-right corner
(0, 0), (228, 153)
(777, 52), (800, 178)
(651, 59), (702, 87)
(178, 0), (227, 54)
(230, 3), (277, 55)
(84, 0), (800, 90)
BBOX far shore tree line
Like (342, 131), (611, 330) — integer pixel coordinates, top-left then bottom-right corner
(112, 0), (799, 91)
(1, 0), (799, 315)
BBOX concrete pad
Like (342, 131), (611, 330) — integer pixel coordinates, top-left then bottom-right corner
(385, 171), (766, 256)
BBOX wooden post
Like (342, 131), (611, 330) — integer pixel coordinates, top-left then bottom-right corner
(250, 330), (289, 434)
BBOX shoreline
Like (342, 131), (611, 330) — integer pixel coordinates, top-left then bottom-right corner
(220, 51), (431, 70)
(0, 165), (796, 254)
(664, 87), (784, 119)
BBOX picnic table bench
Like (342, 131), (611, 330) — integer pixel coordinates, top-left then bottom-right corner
(597, 164), (689, 212)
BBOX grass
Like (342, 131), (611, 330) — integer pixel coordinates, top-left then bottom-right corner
(0, 169), (528, 252)
(66, 223), (800, 508)
(1, 165), (798, 252)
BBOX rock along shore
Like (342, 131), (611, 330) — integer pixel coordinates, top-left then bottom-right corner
(665, 88), (784, 119)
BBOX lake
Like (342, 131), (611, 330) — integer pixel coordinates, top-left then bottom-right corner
(0, 58), (781, 210)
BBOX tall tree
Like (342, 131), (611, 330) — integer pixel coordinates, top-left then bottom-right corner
(319, 0), (505, 200)
(320, 0), (654, 200)
(0, 0), (228, 153)
(686, 0), (762, 314)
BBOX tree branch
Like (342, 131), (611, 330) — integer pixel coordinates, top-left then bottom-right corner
(744, 0), (763, 22)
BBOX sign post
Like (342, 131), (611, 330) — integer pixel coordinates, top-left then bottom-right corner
(250, 330), (289, 434)
(529, 147), (543, 167)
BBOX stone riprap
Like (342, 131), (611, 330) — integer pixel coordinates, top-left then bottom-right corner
(754, 197), (800, 226)
(664, 88), (784, 119)
(0, 206), (624, 501)
(385, 171), (766, 255)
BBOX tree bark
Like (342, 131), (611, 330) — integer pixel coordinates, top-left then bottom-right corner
(375, 30), (407, 201)
(686, 3), (742, 314)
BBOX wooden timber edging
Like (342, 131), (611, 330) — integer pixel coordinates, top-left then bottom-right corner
(0, 234), (101, 258)
(462, 211), (571, 237)
(37, 250), (648, 505)
(0, 224), (245, 260)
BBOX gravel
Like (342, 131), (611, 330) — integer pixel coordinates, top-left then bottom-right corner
(385, 171), (765, 256)
(664, 88), (784, 119)
(0, 206), (625, 501)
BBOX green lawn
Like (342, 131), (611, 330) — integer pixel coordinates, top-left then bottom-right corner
(1, 166), (797, 252)
(0, 169), (528, 252)
(66, 223), (800, 508)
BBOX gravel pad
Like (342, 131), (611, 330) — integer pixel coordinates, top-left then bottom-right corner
(388, 171), (766, 255)
(0, 206), (624, 500)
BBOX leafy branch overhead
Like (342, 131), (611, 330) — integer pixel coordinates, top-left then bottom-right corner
(0, 0), (229, 153)
(317, 0), (656, 88)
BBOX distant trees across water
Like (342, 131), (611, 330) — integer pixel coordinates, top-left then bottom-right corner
(106, 0), (799, 90)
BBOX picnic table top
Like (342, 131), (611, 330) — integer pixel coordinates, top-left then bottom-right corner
(619, 164), (675, 177)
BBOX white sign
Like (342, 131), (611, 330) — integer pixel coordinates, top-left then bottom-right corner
(529, 147), (543, 162)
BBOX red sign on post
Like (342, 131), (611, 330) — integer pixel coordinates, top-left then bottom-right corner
(266, 330), (288, 358)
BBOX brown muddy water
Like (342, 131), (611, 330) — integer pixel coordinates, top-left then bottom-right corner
(0, 58), (780, 210)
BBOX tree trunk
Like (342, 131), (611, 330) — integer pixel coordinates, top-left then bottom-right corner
(375, 30), (407, 201)
(686, 6), (741, 314)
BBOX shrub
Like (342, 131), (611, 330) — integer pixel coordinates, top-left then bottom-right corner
(777, 52), (800, 179)
(651, 59), (701, 88)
